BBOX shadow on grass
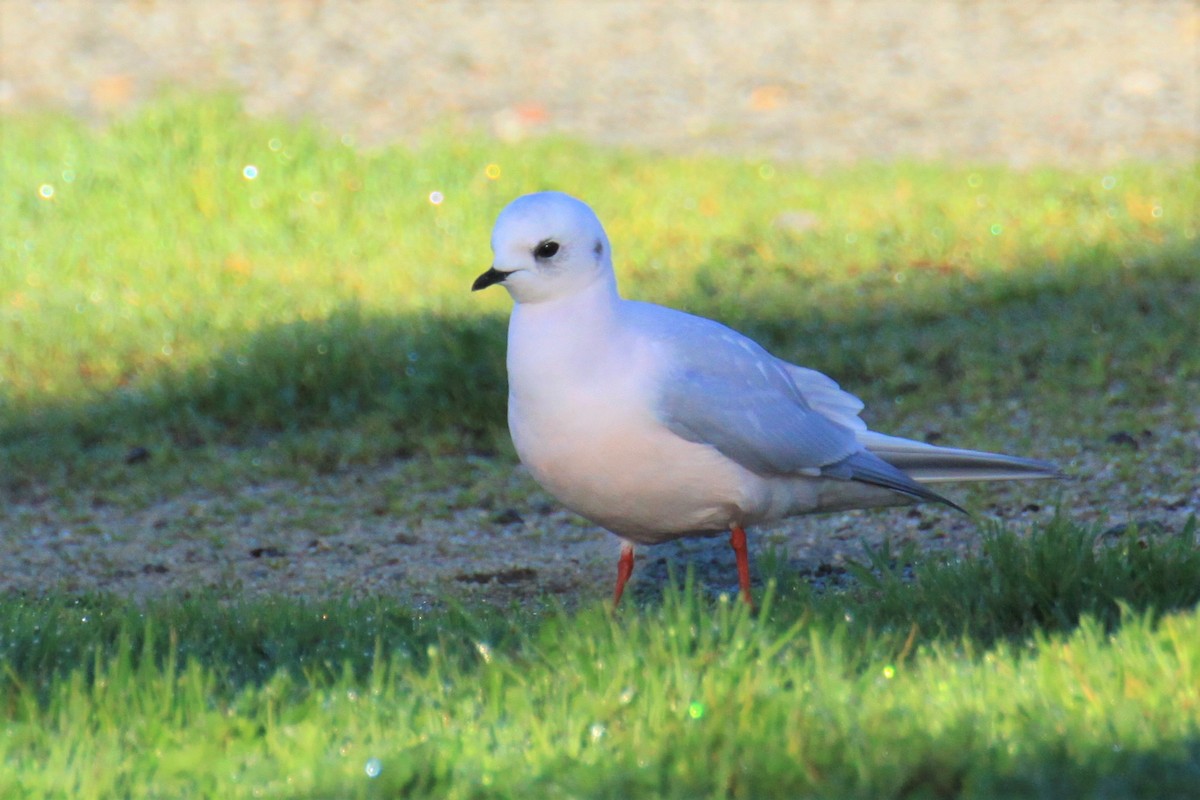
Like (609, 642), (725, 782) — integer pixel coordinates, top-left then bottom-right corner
(973, 738), (1200, 800)
(1, 307), (511, 488)
(528, 735), (1200, 800)
(4, 240), (1197, 491)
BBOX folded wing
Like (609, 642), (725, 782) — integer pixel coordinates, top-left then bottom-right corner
(642, 303), (1058, 510)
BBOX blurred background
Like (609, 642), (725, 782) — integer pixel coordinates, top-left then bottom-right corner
(4, 0), (1197, 164)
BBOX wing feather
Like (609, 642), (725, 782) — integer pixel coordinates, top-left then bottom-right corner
(636, 303), (861, 475)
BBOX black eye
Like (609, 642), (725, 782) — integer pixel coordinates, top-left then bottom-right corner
(533, 240), (560, 259)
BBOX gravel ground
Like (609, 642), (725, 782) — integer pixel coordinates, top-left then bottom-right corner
(2, 1), (1197, 605)
(5, 404), (1194, 607)
(3, 1), (1197, 164)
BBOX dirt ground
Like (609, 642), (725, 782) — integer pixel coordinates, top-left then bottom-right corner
(2, 1), (1197, 605)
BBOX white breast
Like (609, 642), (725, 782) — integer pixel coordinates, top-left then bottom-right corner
(506, 299), (752, 543)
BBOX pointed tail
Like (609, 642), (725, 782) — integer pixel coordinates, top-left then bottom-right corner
(859, 431), (1063, 483)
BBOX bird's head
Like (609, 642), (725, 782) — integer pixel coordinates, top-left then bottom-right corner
(473, 192), (614, 304)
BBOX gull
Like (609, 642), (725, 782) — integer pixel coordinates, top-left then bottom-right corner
(473, 192), (1061, 606)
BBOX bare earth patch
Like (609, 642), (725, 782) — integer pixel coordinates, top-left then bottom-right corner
(4, 400), (1195, 607)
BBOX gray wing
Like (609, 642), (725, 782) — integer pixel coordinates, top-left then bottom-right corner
(640, 303), (962, 509)
(644, 307), (861, 475)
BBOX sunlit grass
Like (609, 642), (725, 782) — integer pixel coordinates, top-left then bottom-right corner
(3, 518), (1199, 799)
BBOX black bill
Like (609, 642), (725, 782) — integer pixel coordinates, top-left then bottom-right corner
(472, 267), (509, 292)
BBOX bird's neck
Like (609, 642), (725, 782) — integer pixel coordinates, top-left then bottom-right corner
(513, 273), (620, 330)
(508, 275), (622, 375)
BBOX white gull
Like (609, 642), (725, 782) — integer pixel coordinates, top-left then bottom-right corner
(473, 192), (1060, 606)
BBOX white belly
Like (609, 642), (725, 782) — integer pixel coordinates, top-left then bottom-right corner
(509, 376), (754, 543)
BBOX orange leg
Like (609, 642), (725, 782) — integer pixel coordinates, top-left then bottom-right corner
(729, 525), (755, 608)
(612, 541), (635, 607)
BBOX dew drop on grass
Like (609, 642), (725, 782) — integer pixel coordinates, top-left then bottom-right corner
(1102, 175), (1117, 190)
(589, 723), (606, 741)
(38, 184), (54, 199)
(429, 191), (444, 205)
(242, 165), (258, 180)
(687, 701), (705, 719)
(365, 757), (382, 778)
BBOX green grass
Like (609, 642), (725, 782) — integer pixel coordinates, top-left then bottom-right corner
(2, 93), (1197, 494)
(2, 94), (1200, 797)
(3, 519), (1200, 799)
